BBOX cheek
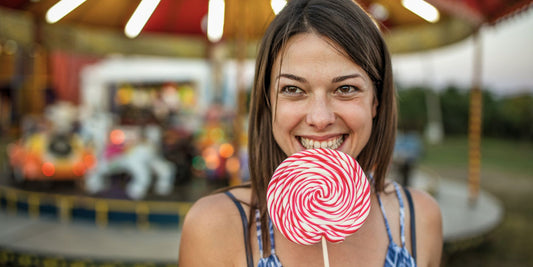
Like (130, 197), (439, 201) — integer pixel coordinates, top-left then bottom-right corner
(347, 113), (372, 132)
(272, 101), (297, 133)
(343, 103), (375, 136)
(271, 101), (305, 150)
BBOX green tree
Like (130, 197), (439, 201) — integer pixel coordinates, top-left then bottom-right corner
(439, 86), (469, 135)
(397, 86), (428, 133)
(499, 94), (533, 140)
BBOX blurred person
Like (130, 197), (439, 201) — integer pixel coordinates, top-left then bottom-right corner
(393, 131), (423, 187)
(179, 0), (442, 266)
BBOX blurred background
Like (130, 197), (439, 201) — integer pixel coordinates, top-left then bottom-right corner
(0, 0), (531, 266)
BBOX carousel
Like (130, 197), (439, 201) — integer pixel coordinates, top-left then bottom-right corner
(0, 0), (531, 266)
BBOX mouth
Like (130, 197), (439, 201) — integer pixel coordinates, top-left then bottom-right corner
(299, 135), (345, 150)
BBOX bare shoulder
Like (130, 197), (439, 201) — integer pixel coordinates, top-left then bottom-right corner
(178, 187), (252, 266)
(408, 188), (443, 267)
(408, 188), (442, 223)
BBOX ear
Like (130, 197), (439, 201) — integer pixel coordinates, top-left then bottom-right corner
(372, 95), (378, 118)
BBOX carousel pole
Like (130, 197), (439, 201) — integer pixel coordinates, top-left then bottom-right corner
(229, 0), (248, 186)
(468, 29), (483, 205)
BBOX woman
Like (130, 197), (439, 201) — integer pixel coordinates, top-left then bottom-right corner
(179, 0), (442, 266)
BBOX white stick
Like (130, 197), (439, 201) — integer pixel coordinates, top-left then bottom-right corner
(322, 236), (330, 267)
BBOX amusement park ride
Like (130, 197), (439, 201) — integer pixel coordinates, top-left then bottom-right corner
(7, 102), (94, 183)
(5, 98), (181, 200)
(4, 57), (241, 200)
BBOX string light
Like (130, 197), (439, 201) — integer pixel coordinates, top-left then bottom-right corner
(124, 0), (161, 39)
(402, 0), (440, 23)
(271, 0), (287, 15)
(207, 0), (225, 42)
(45, 0), (87, 24)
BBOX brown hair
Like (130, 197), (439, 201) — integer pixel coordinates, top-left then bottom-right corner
(247, 0), (397, 251)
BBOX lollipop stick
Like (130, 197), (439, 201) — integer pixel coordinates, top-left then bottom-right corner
(322, 236), (330, 267)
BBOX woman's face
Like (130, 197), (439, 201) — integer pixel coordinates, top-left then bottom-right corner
(270, 33), (378, 159)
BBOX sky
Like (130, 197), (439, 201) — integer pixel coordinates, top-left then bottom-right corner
(391, 7), (533, 96)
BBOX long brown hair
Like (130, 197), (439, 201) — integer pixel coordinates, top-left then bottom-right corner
(248, 0), (397, 252)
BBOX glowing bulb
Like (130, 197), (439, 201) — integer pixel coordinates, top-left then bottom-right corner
(219, 143), (234, 158)
(271, 0), (287, 15)
(110, 130), (125, 145)
(125, 0), (161, 38)
(402, 0), (440, 23)
(203, 147), (220, 170)
(369, 3), (389, 21)
(207, 0), (225, 42)
(45, 0), (87, 24)
(42, 162), (55, 177)
(225, 157), (240, 174)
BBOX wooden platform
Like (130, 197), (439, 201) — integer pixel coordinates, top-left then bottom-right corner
(410, 170), (504, 253)
(0, 170), (504, 266)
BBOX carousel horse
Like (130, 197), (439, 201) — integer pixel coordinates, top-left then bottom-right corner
(81, 112), (176, 200)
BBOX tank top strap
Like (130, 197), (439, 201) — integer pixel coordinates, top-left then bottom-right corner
(376, 181), (407, 247)
(392, 182), (407, 248)
(224, 191), (254, 267)
(255, 210), (283, 267)
(403, 186), (417, 262)
(255, 209), (265, 258)
(376, 188), (394, 242)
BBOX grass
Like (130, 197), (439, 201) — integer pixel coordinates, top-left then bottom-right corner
(421, 136), (533, 177)
(419, 136), (533, 266)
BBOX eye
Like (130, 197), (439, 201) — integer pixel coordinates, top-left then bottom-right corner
(280, 86), (305, 96)
(334, 85), (359, 96)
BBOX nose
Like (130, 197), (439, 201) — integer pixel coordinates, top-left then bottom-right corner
(305, 95), (335, 130)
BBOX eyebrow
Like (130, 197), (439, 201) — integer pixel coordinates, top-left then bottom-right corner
(332, 74), (362, 83)
(276, 73), (362, 83)
(276, 73), (307, 83)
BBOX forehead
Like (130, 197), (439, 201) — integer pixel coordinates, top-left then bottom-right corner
(274, 33), (349, 66)
(270, 33), (370, 81)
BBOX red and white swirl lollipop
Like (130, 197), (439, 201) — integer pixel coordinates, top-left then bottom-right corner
(267, 148), (371, 246)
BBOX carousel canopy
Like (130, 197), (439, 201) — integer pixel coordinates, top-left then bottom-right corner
(0, 0), (531, 56)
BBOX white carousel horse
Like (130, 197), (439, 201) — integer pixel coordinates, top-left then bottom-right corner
(81, 112), (176, 200)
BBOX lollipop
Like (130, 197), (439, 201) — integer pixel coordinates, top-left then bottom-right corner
(267, 148), (371, 246)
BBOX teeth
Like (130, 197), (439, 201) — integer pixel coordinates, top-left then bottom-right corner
(300, 136), (344, 150)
